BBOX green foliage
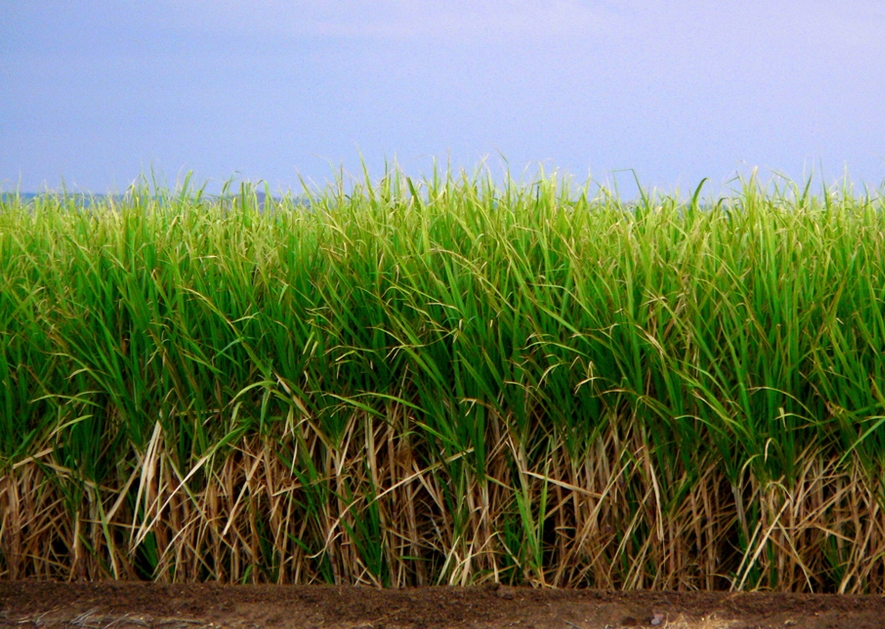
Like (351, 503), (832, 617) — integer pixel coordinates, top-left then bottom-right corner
(1, 168), (885, 590)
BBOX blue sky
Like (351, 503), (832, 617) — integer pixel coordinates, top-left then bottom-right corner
(2, 1), (884, 197)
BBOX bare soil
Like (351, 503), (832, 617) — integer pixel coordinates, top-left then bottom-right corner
(1, 582), (882, 629)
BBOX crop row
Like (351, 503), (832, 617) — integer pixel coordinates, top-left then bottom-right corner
(1, 170), (884, 590)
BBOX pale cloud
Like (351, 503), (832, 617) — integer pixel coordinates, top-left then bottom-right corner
(159, 0), (616, 42)
(800, 1), (885, 49)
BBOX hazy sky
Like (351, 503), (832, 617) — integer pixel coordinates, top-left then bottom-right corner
(2, 1), (884, 197)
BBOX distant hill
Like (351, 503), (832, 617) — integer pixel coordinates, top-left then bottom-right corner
(0, 191), (311, 211)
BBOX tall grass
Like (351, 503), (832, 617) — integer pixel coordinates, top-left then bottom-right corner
(1, 168), (885, 592)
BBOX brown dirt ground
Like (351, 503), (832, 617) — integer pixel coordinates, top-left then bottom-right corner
(1, 582), (883, 629)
